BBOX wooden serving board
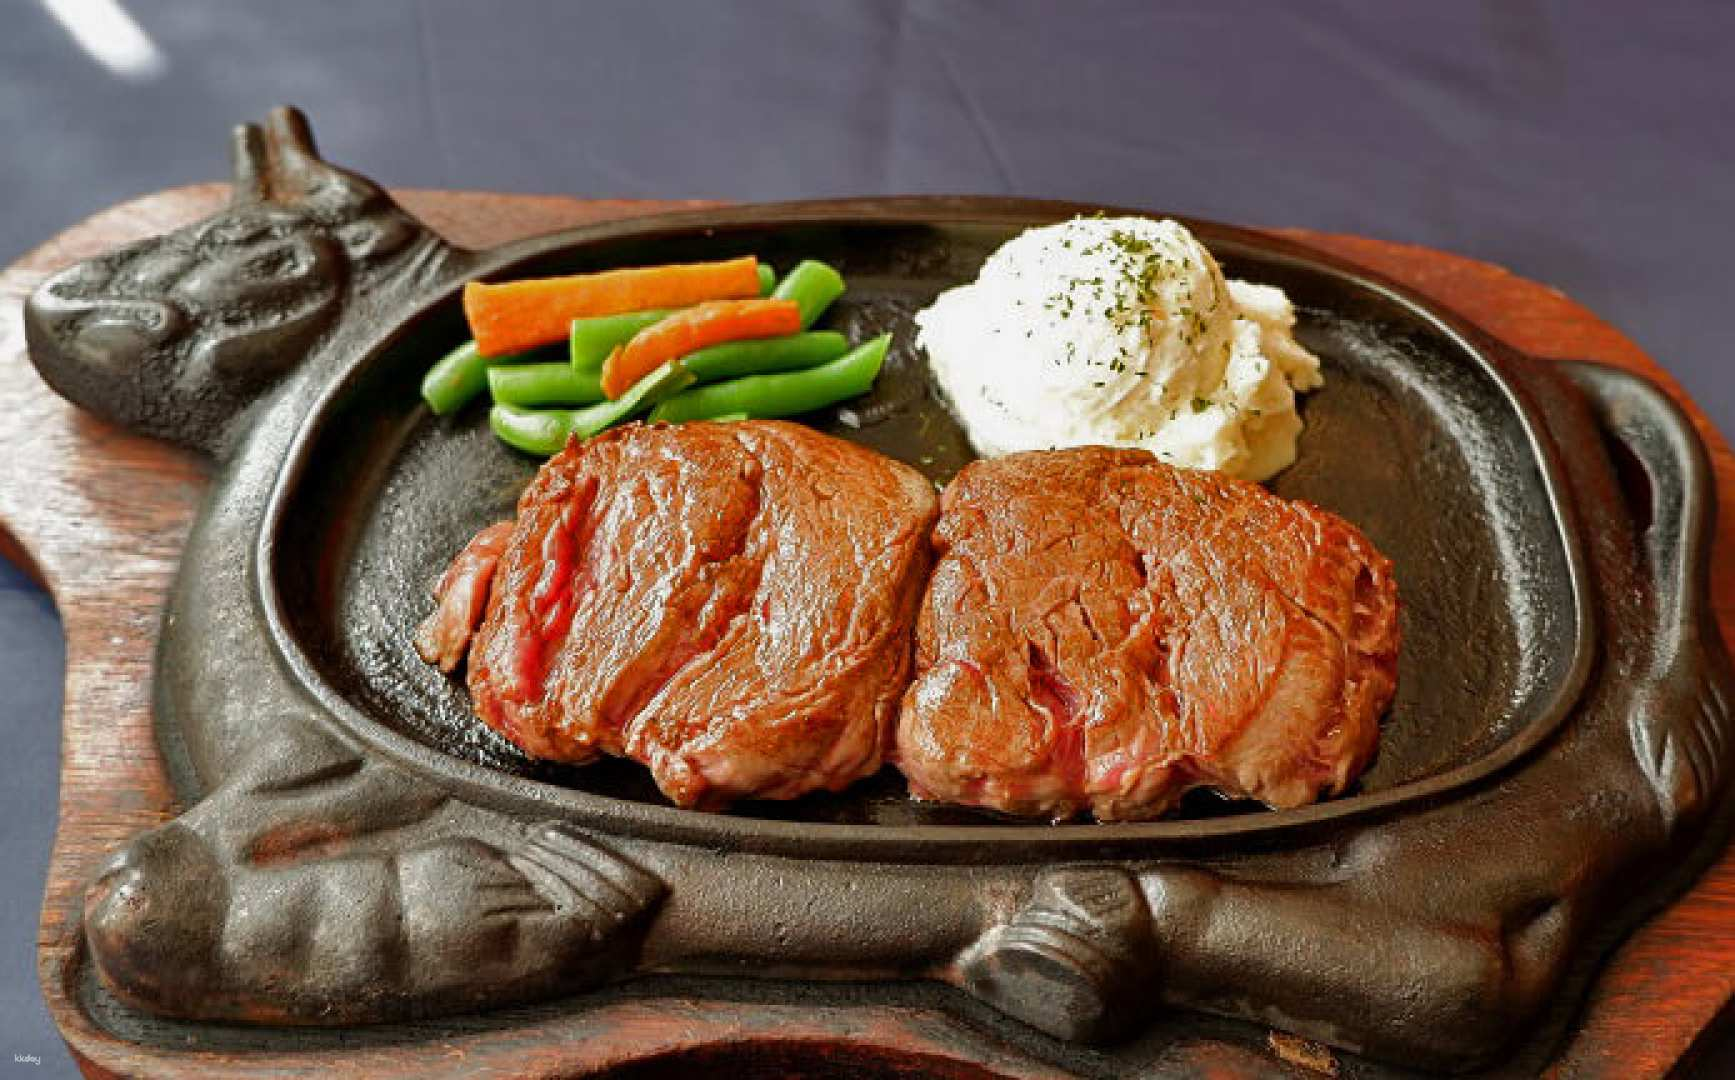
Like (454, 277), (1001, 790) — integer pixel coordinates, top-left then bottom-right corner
(4, 188), (1731, 1079)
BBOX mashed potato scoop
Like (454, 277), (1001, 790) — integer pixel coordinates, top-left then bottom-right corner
(915, 216), (1322, 482)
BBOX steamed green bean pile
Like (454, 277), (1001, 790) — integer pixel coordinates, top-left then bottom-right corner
(421, 258), (889, 455)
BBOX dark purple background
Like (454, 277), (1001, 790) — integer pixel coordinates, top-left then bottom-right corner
(2, 2), (1731, 1074)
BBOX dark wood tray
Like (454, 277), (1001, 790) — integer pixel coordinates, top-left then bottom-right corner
(7, 111), (1734, 1078)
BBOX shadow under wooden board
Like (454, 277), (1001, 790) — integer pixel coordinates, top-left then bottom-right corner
(3, 184), (1732, 1079)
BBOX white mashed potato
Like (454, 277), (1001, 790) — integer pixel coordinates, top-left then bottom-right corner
(915, 216), (1323, 481)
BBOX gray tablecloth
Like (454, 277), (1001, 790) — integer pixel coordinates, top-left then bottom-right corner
(3, 2), (1730, 1074)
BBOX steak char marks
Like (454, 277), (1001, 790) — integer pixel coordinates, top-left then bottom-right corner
(419, 420), (938, 810)
(897, 447), (1399, 822)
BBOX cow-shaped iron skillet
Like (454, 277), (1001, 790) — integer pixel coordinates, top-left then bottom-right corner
(25, 108), (1735, 1071)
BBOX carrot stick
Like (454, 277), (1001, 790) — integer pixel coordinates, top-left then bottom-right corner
(600, 298), (802, 399)
(463, 256), (762, 357)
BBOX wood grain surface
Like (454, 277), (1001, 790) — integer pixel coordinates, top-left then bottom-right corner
(2, 187), (1730, 1078)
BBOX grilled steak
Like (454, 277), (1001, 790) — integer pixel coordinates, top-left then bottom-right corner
(896, 447), (1399, 822)
(416, 520), (513, 674)
(418, 420), (938, 810)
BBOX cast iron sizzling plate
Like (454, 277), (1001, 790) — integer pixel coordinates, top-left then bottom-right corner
(267, 204), (1591, 856)
(25, 109), (1733, 1073)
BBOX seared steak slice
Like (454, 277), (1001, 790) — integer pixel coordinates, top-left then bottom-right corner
(415, 520), (513, 673)
(421, 420), (938, 810)
(896, 447), (1398, 822)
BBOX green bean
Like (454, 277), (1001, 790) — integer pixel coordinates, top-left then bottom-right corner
(769, 260), (846, 328)
(709, 412), (751, 422)
(488, 403), (574, 457)
(648, 334), (889, 424)
(490, 360), (695, 456)
(757, 262), (777, 296)
(487, 363), (604, 407)
(569, 309), (673, 373)
(581, 359), (696, 433)
(421, 339), (538, 416)
(681, 331), (848, 384)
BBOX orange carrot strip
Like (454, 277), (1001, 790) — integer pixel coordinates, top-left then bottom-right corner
(601, 298), (802, 399)
(463, 256), (762, 357)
